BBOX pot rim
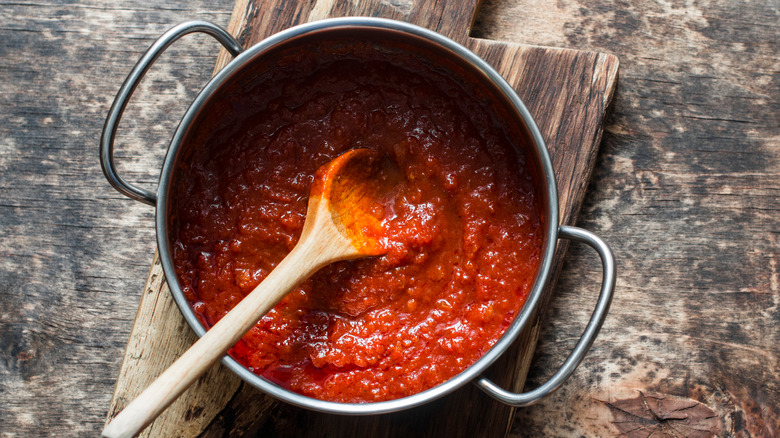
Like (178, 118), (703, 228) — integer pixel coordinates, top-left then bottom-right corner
(156, 16), (559, 415)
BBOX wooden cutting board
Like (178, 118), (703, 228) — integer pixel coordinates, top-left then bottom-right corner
(105, 0), (618, 436)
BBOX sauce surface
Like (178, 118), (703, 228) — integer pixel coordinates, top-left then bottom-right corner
(171, 41), (543, 403)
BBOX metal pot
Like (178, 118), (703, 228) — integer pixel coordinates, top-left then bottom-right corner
(100, 17), (615, 414)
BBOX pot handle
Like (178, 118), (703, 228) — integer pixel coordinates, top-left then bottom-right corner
(475, 225), (616, 407)
(99, 21), (243, 206)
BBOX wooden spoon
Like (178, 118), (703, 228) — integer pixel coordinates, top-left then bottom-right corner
(103, 148), (397, 438)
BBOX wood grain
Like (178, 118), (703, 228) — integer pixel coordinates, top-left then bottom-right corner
(474, 1), (779, 436)
(0, 2), (235, 436)
(1, 0), (777, 436)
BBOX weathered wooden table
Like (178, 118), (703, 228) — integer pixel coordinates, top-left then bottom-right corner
(1, 0), (777, 436)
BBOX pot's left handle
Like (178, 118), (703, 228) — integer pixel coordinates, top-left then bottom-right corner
(100, 21), (243, 206)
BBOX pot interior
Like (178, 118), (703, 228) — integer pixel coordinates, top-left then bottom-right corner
(158, 20), (555, 413)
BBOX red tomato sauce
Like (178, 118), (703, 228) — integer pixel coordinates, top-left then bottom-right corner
(170, 40), (543, 403)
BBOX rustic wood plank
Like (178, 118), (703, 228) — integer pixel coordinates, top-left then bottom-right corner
(473, 1), (780, 436)
(0, 1), (236, 436)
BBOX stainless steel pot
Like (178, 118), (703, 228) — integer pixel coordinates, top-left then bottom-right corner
(100, 17), (615, 414)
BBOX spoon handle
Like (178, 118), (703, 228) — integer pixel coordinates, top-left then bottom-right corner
(102, 242), (324, 438)
(103, 149), (376, 438)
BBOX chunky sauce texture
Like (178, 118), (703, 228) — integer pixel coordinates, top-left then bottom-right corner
(171, 40), (543, 403)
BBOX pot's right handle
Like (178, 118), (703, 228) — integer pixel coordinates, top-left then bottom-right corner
(476, 225), (616, 407)
(99, 21), (242, 206)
